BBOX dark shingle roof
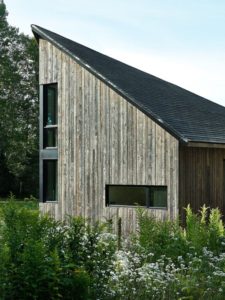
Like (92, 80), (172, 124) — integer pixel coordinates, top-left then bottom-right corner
(32, 24), (225, 144)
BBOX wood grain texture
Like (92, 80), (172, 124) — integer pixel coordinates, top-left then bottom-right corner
(39, 39), (179, 233)
(179, 146), (225, 222)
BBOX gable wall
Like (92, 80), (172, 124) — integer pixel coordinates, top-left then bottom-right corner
(39, 39), (179, 233)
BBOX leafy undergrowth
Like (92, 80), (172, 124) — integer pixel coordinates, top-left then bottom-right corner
(0, 194), (39, 210)
(0, 202), (225, 299)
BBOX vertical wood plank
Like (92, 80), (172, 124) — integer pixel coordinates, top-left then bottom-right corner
(39, 40), (181, 233)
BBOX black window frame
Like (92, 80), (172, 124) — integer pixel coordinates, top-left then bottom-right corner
(44, 126), (58, 148)
(43, 83), (58, 149)
(105, 184), (167, 209)
(40, 83), (58, 203)
(43, 160), (58, 202)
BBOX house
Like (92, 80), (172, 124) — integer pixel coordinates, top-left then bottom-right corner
(32, 24), (225, 232)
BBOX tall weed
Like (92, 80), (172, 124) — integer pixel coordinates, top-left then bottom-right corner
(137, 208), (188, 261)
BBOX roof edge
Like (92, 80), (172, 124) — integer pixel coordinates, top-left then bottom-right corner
(187, 141), (225, 148)
(31, 24), (189, 144)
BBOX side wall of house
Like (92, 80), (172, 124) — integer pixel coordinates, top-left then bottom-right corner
(39, 39), (179, 233)
(179, 146), (225, 222)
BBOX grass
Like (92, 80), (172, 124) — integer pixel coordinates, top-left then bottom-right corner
(0, 196), (39, 210)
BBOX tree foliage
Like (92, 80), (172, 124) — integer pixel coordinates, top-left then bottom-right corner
(0, 2), (39, 197)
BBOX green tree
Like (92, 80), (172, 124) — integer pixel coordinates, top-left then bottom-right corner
(0, 1), (39, 197)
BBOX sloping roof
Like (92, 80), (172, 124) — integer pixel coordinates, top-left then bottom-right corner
(32, 24), (225, 144)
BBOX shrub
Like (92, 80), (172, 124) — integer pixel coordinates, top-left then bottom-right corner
(185, 204), (210, 253)
(0, 201), (90, 299)
(1, 201), (225, 299)
(185, 205), (225, 254)
(208, 208), (224, 253)
(66, 217), (117, 299)
(136, 208), (188, 261)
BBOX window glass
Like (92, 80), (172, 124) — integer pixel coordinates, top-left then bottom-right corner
(106, 185), (167, 208)
(150, 187), (167, 208)
(44, 128), (57, 148)
(108, 186), (147, 206)
(43, 84), (57, 148)
(44, 85), (57, 126)
(43, 160), (57, 201)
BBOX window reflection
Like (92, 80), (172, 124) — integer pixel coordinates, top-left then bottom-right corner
(43, 84), (57, 148)
(43, 160), (57, 202)
(106, 185), (167, 208)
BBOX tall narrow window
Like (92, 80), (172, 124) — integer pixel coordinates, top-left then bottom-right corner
(40, 83), (58, 203)
(43, 84), (57, 148)
(43, 160), (57, 202)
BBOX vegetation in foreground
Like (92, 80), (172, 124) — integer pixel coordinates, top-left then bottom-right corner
(0, 194), (39, 210)
(0, 201), (225, 299)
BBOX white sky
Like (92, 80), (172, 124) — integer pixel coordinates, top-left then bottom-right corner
(4, 0), (225, 106)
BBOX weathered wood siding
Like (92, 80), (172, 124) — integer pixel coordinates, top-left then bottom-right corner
(179, 146), (225, 222)
(39, 39), (179, 233)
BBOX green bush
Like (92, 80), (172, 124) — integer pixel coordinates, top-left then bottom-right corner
(185, 204), (225, 254)
(0, 193), (39, 210)
(66, 217), (117, 299)
(1, 201), (225, 299)
(137, 205), (225, 262)
(0, 201), (90, 299)
(136, 207), (188, 261)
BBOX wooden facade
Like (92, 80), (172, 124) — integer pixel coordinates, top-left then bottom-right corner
(39, 39), (179, 233)
(36, 32), (225, 232)
(179, 146), (225, 222)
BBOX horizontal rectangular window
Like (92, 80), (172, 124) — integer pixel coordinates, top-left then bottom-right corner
(106, 185), (167, 208)
(43, 160), (57, 202)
